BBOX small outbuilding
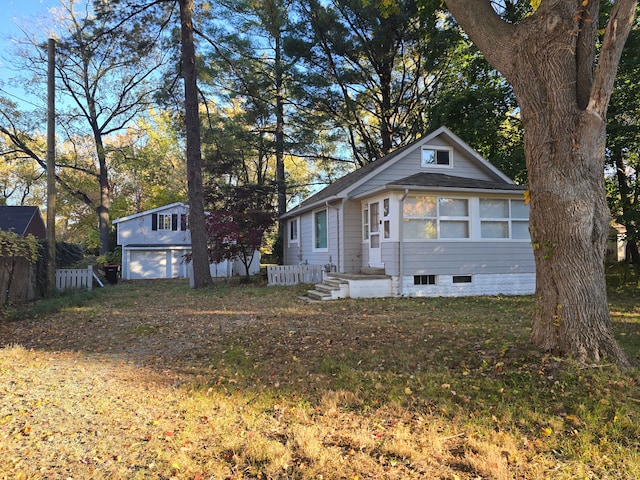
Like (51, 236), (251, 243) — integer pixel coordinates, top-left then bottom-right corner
(113, 202), (260, 280)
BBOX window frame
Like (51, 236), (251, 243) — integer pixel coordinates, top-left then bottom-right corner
(421, 146), (453, 168)
(479, 198), (530, 240)
(362, 204), (369, 241)
(414, 274), (437, 285)
(452, 275), (473, 284)
(288, 218), (299, 244)
(313, 208), (328, 251)
(403, 195), (469, 241)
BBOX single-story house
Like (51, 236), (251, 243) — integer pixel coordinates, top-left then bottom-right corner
(280, 126), (535, 299)
(0, 205), (46, 240)
(113, 202), (260, 280)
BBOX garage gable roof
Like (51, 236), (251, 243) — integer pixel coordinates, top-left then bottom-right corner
(112, 202), (188, 224)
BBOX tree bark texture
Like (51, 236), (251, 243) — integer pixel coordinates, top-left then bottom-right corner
(179, 0), (212, 289)
(445, 0), (637, 367)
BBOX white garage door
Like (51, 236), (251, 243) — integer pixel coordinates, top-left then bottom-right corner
(129, 250), (168, 279)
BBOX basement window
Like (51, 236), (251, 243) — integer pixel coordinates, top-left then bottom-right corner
(452, 275), (472, 283)
(414, 275), (436, 285)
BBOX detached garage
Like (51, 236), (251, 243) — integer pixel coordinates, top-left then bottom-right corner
(125, 245), (191, 280)
(113, 203), (192, 281)
(113, 202), (261, 281)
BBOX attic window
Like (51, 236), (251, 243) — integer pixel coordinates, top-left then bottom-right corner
(421, 147), (452, 167)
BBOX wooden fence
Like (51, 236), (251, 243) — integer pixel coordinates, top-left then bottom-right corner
(267, 265), (324, 286)
(55, 265), (96, 291)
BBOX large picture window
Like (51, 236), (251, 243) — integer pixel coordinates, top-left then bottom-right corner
(314, 209), (328, 250)
(403, 196), (469, 240)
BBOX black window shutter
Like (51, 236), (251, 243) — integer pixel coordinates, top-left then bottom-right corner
(180, 214), (187, 231)
(151, 213), (158, 231)
(172, 214), (178, 231)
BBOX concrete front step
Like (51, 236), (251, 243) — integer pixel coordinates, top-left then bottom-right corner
(307, 276), (349, 301)
(306, 289), (333, 301)
(305, 271), (392, 301)
(360, 267), (386, 275)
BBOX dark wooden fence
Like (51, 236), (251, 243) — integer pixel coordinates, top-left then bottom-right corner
(0, 256), (39, 306)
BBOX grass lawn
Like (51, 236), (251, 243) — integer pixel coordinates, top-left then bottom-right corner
(1, 277), (639, 479)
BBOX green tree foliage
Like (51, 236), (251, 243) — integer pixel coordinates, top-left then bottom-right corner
(0, 231), (40, 265)
(428, 37), (526, 183)
(606, 5), (640, 265)
(290, 0), (458, 166)
(109, 112), (188, 218)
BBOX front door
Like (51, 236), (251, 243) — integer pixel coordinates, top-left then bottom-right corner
(368, 201), (382, 267)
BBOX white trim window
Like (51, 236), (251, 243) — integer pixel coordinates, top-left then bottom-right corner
(421, 146), (453, 168)
(158, 214), (171, 230)
(152, 213), (179, 231)
(288, 218), (299, 244)
(362, 204), (369, 241)
(314, 209), (328, 250)
(403, 196), (469, 240)
(480, 199), (530, 240)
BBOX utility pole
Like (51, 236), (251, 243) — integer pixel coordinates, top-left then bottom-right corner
(47, 38), (56, 295)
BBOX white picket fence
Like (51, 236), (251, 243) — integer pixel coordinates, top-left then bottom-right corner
(267, 265), (324, 286)
(55, 265), (99, 291)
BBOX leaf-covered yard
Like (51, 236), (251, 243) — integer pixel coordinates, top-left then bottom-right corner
(1, 279), (639, 479)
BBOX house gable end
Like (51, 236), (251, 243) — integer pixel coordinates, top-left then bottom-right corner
(114, 203), (190, 248)
(112, 202), (188, 225)
(282, 127), (514, 220)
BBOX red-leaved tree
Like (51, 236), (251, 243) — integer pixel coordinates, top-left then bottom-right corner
(205, 209), (273, 280)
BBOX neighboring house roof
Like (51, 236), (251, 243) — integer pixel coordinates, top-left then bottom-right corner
(281, 126), (518, 219)
(112, 202), (188, 224)
(0, 206), (46, 239)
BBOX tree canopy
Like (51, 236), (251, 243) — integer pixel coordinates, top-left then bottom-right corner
(0, 0), (637, 306)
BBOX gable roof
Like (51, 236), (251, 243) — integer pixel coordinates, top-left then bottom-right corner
(112, 202), (188, 225)
(382, 172), (525, 194)
(282, 126), (517, 219)
(0, 206), (46, 238)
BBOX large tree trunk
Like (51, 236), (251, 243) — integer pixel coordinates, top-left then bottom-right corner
(179, 0), (212, 289)
(274, 30), (287, 261)
(444, 0), (637, 367)
(96, 141), (111, 256)
(522, 104), (627, 365)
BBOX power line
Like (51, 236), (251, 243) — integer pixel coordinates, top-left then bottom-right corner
(0, 87), (43, 109)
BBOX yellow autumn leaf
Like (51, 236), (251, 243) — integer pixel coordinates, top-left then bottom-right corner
(404, 387), (413, 395)
(541, 427), (553, 437)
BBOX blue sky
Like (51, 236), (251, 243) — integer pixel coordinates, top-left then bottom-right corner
(0, 0), (64, 106)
